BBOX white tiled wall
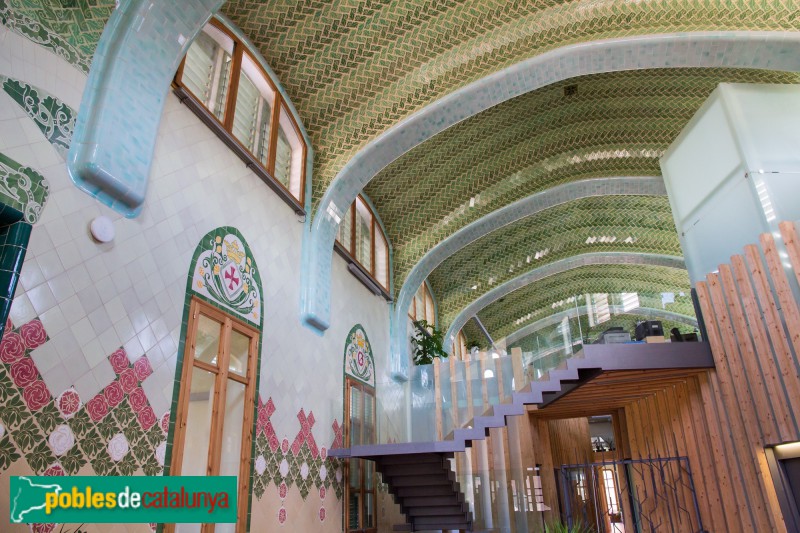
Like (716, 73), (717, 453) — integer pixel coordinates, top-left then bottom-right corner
(0, 20), (392, 464)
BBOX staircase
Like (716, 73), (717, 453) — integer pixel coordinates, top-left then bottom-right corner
(330, 342), (714, 532)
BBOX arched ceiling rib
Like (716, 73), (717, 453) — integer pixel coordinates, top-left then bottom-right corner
(222, 0), (800, 205)
(476, 263), (692, 341)
(366, 68), (800, 296)
(428, 195), (681, 328)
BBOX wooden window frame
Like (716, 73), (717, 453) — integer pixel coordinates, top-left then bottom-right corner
(166, 297), (259, 533)
(334, 194), (391, 296)
(174, 18), (307, 211)
(344, 377), (377, 533)
(408, 281), (436, 327)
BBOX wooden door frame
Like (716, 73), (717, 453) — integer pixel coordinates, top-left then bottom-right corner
(344, 377), (377, 533)
(166, 297), (259, 533)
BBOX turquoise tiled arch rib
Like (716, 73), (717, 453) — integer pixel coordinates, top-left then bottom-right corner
(67, 0), (223, 217)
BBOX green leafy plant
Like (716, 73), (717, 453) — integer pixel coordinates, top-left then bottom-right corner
(544, 520), (596, 533)
(411, 320), (449, 365)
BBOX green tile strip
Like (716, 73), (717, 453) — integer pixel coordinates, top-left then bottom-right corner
(0, 0), (115, 74)
(0, 152), (50, 224)
(1, 76), (76, 158)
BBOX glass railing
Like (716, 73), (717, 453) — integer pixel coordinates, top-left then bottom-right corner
(374, 291), (700, 445)
(374, 343), (578, 445)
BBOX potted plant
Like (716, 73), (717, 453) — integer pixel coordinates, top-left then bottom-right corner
(411, 320), (448, 365)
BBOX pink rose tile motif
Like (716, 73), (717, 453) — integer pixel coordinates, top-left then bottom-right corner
(104, 381), (124, 408)
(56, 388), (81, 419)
(86, 394), (110, 422)
(291, 409), (318, 458)
(331, 419), (343, 450)
(0, 318), (165, 481)
(119, 368), (137, 393)
(23, 380), (50, 411)
(134, 356), (153, 381)
(109, 349), (129, 374)
(0, 331), (25, 364)
(256, 396), (279, 453)
(19, 319), (47, 350)
(11, 357), (39, 388)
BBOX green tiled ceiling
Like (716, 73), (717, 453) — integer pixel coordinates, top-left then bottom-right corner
(428, 195), (680, 328)
(1, 0), (116, 73)
(476, 263), (692, 341)
(366, 68), (800, 295)
(222, 0), (800, 209)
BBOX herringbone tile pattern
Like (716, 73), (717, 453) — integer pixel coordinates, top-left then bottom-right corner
(476, 263), (691, 340)
(428, 195), (679, 326)
(222, 0), (800, 210)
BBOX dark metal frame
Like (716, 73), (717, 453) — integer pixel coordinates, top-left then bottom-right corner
(558, 456), (705, 533)
(765, 446), (800, 533)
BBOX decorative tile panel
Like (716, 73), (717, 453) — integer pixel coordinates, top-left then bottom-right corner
(190, 228), (263, 326)
(343, 324), (375, 388)
(0, 76), (76, 159)
(0, 0), (113, 74)
(0, 152), (49, 224)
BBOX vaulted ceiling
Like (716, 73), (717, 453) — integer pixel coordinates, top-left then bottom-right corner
(9, 0), (800, 348)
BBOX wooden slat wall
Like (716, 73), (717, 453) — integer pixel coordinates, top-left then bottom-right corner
(678, 219), (800, 532)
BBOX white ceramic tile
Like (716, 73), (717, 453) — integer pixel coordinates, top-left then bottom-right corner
(92, 358), (115, 389)
(18, 259), (45, 292)
(87, 306), (112, 334)
(8, 291), (36, 326)
(29, 339), (60, 376)
(38, 305), (67, 336)
(26, 282), (57, 315)
(70, 316), (95, 347)
(47, 271), (75, 301)
(41, 362), (73, 399)
(80, 339), (106, 372)
(59, 293), (86, 322)
(73, 371), (101, 402)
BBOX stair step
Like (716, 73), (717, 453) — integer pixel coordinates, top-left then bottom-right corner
(407, 505), (468, 516)
(392, 524), (412, 531)
(381, 463), (449, 477)
(378, 453), (446, 465)
(415, 514), (472, 525)
(395, 485), (458, 498)
(406, 522), (468, 532)
(402, 495), (462, 507)
(390, 474), (454, 487)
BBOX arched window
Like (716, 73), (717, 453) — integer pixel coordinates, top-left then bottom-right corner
(174, 19), (307, 212)
(164, 228), (264, 533)
(343, 325), (377, 533)
(408, 281), (436, 326)
(335, 195), (390, 296)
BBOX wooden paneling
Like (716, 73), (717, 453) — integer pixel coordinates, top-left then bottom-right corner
(688, 220), (800, 532)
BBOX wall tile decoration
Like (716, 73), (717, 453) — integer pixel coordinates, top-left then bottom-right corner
(344, 324), (375, 388)
(0, 152), (49, 224)
(0, 10), (392, 532)
(0, 76), (75, 159)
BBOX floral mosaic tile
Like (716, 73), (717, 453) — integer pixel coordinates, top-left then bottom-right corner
(0, 152), (50, 224)
(1, 76), (76, 159)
